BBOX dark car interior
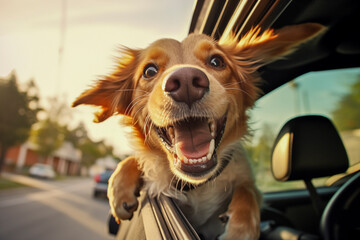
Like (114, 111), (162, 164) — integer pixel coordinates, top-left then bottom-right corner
(190, 0), (360, 96)
(263, 115), (358, 239)
(111, 0), (360, 239)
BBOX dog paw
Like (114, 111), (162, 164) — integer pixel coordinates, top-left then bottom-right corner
(108, 186), (139, 222)
(217, 210), (260, 240)
(107, 157), (142, 222)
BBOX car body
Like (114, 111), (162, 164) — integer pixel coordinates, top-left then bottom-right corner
(93, 169), (113, 198)
(110, 0), (360, 239)
(29, 163), (56, 179)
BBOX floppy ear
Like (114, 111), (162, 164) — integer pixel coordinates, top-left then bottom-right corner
(72, 48), (140, 122)
(220, 23), (326, 65)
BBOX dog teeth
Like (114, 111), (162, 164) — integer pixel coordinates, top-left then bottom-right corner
(174, 157), (181, 168)
(179, 155), (206, 165)
(174, 138), (216, 166)
(207, 139), (215, 160)
(186, 155), (209, 165)
(175, 143), (185, 160)
(168, 126), (175, 144)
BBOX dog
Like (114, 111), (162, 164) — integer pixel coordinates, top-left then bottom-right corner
(73, 23), (324, 239)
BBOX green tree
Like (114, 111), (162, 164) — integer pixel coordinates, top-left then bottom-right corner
(29, 119), (65, 161)
(79, 139), (109, 169)
(64, 122), (118, 169)
(29, 97), (73, 162)
(0, 72), (40, 172)
(63, 122), (88, 148)
(332, 75), (360, 131)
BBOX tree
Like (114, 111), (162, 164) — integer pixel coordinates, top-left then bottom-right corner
(78, 138), (115, 169)
(29, 97), (72, 162)
(64, 122), (98, 168)
(77, 139), (104, 169)
(332, 75), (360, 131)
(63, 122), (88, 148)
(64, 122), (118, 169)
(0, 72), (40, 172)
(29, 119), (65, 161)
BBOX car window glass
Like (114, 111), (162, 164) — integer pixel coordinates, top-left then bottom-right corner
(247, 67), (360, 192)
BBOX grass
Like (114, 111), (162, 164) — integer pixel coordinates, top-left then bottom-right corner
(0, 177), (28, 190)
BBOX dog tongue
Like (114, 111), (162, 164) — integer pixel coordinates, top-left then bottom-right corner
(174, 119), (212, 159)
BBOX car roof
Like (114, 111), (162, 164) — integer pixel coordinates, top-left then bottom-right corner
(189, 0), (360, 97)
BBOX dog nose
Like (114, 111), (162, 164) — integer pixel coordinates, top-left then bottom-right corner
(163, 67), (209, 107)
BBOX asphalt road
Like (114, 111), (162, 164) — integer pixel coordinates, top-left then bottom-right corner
(0, 174), (113, 240)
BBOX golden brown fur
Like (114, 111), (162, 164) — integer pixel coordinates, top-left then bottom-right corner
(73, 23), (325, 239)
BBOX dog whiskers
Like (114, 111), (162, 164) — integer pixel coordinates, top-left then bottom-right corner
(143, 115), (152, 143)
(115, 88), (148, 94)
(224, 87), (254, 100)
(169, 175), (177, 192)
(176, 178), (181, 196)
(131, 105), (145, 126)
(131, 105), (144, 123)
(159, 103), (172, 125)
(124, 93), (149, 116)
(145, 120), (154, 144)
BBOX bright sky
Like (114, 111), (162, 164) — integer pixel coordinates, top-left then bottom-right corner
(0, 0), (195, 156)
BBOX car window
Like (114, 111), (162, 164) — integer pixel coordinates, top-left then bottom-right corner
(247, 67), (360, 192)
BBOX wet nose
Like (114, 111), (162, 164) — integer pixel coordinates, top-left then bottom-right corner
(163, 67), (209, 108)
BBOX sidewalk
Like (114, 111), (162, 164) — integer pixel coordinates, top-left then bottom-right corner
(1, 172), (54, 190)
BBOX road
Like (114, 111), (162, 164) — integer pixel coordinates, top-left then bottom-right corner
(0, 173), (113, 240)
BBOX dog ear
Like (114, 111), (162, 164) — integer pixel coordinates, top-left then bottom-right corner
(218, 23), (325, 111)
(219, 23), (326, 65)
(72, 48), (140, 122)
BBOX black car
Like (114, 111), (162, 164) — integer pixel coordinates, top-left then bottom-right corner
(93, 169), (113, 198)
(110, 0), (360, 239)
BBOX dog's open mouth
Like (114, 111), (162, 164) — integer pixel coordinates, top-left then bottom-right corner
(155, 114), (227, 177)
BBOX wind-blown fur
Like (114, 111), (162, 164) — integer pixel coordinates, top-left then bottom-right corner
(73, 23), (325, 239)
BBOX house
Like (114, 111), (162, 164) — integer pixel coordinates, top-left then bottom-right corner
(5, 141), (82, 175)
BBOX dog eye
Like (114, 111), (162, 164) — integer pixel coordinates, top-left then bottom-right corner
(143, 64), (158, 79)
(208, 55), (225, 69)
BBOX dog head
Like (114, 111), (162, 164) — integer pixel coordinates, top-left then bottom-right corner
(73, 23), (325, 185)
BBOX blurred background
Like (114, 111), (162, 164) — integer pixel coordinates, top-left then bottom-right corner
(1, 0), (360, 239)
(0, 0), (195, 174)
(0, 1), (194, 239)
